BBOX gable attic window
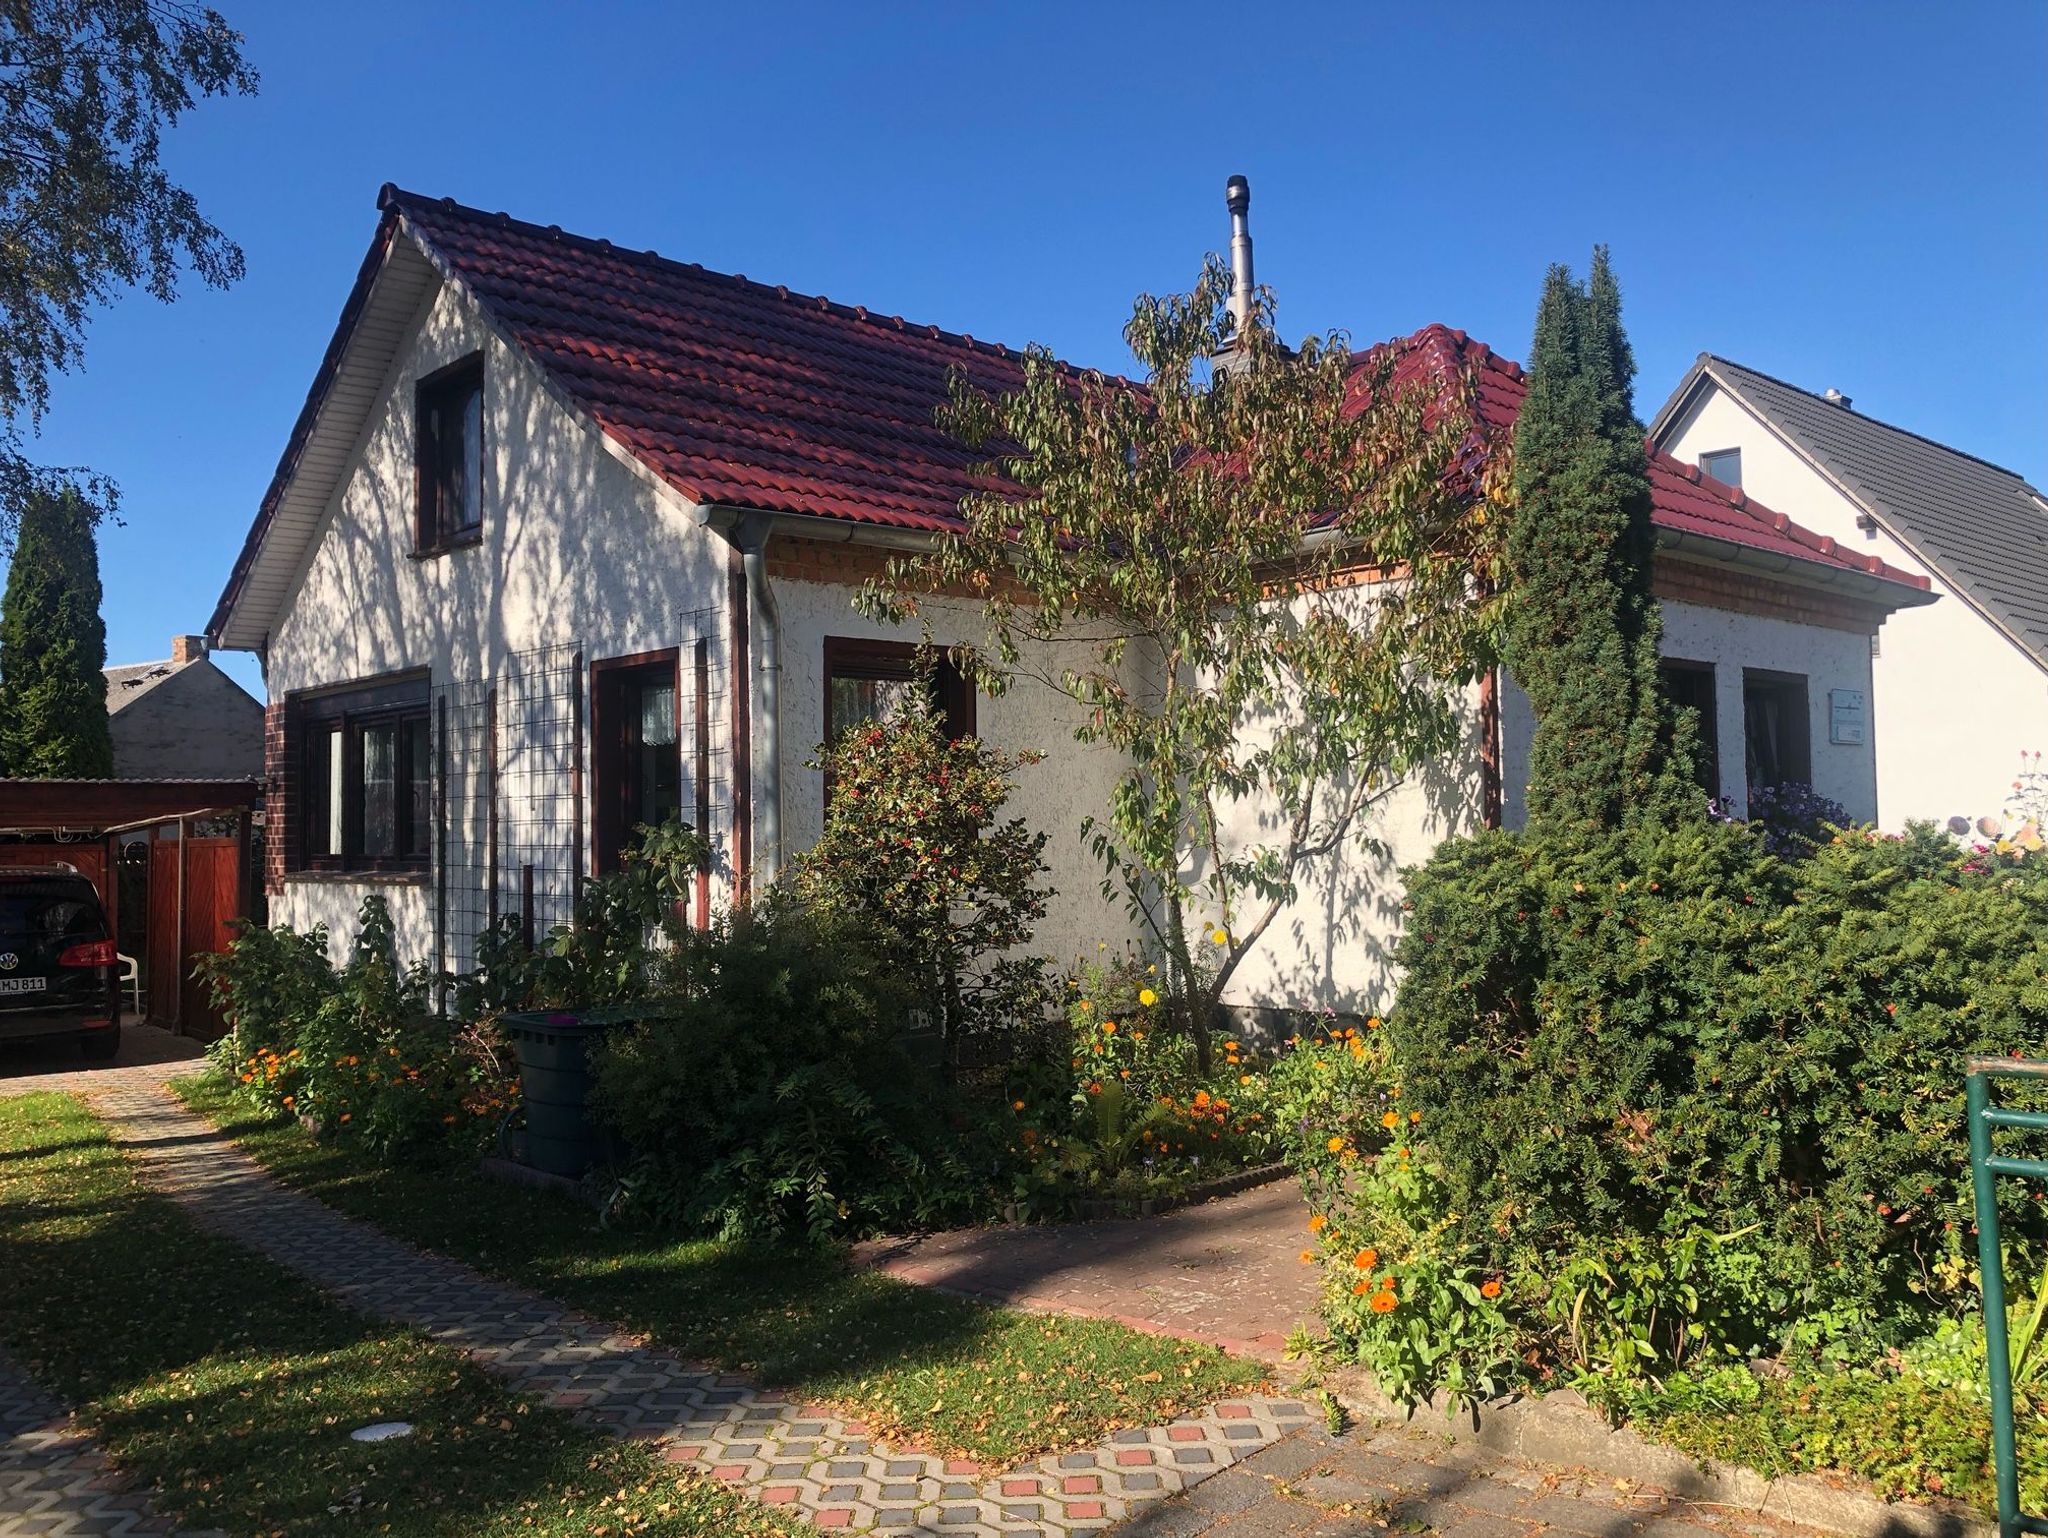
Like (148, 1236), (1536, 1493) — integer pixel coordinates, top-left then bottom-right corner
(292, 674), (432, 874)
(1698, 447), (1742, 489)
(415, 356), (484, 551)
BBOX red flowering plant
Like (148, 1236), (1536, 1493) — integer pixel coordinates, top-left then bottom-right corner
(792, 687), (1054, 1065)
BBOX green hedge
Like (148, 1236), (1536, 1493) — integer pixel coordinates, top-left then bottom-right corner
(1392, 819), (2048, 1352)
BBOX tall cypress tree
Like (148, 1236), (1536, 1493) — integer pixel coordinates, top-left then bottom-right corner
(0, 488), (114, 777)
(1505, 248), (1694, 832)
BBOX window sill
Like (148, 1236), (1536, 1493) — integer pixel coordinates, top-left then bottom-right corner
(408, 533), (483, 561)
(282, 869), (430, 887)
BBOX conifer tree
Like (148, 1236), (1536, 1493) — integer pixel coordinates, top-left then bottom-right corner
(0, 487), (114, 776)
(1504, 249), (1695, 831)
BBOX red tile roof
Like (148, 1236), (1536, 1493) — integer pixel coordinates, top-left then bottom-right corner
(1387, 324), (1929, 589)
(211, 189), (1928, 639)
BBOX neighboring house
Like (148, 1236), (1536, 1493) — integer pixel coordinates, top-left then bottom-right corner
(103, 634), (264, 780)
(207, 186), (1933, 1020)
(1651, 355), (2048, 827)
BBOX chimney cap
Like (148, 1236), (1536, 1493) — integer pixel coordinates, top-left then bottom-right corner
(1225, 174), (1250, 215)
(1823, 387), (1853, 409)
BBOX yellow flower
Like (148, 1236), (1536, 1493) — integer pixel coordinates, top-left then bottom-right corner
(1381, 1111), (1400, 1129)
(1139, 988), (1158, 1007)
(1211, 928), (1229, 946)
(1409, 1110), (1421, 1124)
(1239, 1074), (1252, 1085)
(1326, 1136), (1346, 1153)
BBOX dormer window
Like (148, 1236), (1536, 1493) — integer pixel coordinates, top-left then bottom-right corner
(1699, 447), (1742, 489)
(416, 356), (483, 551)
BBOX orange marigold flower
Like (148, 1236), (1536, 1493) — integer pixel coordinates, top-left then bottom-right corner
(1370, 1288), (1398, 1313)
(1012, 1100), (1026, 1111)
(1352, 1280), (1372, 1296)
(1480, 1279), (1502, 1299)
(1352, 1248), (1378, 1270)
(1102, 1022), (1117, 1035)
(1300, 1249), (1316, 1264)
(1194, 1091), (1211, 1109)
(1326, 1136), (1346, 1153)
(1381, 1111), (1400, 1128)
(1307, 1214), (1328, 1232)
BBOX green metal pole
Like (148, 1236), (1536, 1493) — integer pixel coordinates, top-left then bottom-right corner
(1971, 1069), (2022, 1538)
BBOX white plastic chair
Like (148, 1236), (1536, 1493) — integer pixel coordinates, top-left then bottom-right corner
(115, 953), (143, 1017)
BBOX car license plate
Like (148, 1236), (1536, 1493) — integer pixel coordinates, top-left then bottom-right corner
(0, 976), (47, 995)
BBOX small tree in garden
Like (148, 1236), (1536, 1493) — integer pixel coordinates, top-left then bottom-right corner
(1504, 249), (1695, 831)
(862, 257), (1503, 1065)
(0, 485), (113, 775)
(792, 693), (1053, 1057)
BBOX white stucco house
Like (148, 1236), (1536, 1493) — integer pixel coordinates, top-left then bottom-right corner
(207, 185), (1935, 1020)
(1651, 355), (2048, 827)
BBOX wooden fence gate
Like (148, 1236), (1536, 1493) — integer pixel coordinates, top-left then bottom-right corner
(147, 836), (242, 1038)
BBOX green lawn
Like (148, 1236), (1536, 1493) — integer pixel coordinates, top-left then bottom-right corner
(0, 1091), (799, 1537)
(176, 1075), (1265, 1464)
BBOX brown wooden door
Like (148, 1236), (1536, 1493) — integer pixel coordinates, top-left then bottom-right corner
(147, 836), (241, 1038)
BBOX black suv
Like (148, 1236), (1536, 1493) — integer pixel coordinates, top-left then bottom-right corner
(0, 867), (121, 1060)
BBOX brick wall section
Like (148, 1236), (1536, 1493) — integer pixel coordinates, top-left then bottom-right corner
(262, 701), (289, 895)
(766, 535), (1036, 604)
(1652, 555), (1891, 635)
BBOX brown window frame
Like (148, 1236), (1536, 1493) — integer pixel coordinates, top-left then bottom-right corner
(1742, 668), (1812, 796)
(590, 649), (684, 876)
(289, 672), (433, 875)
(1659, 659), (1721, 801)
(414, 355), (485, 554)
(822, 637), (975, 748)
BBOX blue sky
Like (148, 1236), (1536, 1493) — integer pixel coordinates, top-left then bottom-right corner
(22, 1), (2046, 697)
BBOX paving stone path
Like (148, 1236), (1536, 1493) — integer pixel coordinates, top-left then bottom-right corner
(0, 1027), (206, 1100)
(66, 1087), (1829, 1538)
(855, 1179), (1319, 1362)
(0, 1349), (189, 1536)
(87, 1085), (1319, 1536)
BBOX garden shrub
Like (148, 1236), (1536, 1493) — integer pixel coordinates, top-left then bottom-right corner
(202, 898), (515, 1158)
(791, 696), (1052, 1062)
(590, 899), (996, 1241)
(1389, 816), (2048, 1371)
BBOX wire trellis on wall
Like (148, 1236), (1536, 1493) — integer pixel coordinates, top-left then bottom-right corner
(430, 611), (736, 984)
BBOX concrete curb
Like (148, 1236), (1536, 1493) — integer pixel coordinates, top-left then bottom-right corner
(1325, 1367), (1993, 1538)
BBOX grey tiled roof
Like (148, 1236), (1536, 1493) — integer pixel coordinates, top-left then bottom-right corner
(1654, 356), (2048, 670)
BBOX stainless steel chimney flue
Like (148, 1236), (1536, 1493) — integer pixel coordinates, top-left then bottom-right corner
(1226, 174), (1254, 338)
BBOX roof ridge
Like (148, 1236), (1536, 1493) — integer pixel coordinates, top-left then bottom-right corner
(381, 184), (1074, 377)
(1704, 352), (2045, 492)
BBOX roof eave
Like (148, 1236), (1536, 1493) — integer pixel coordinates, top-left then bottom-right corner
(208, 207), (421, 653)
(1654, 526), (1938, 612)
